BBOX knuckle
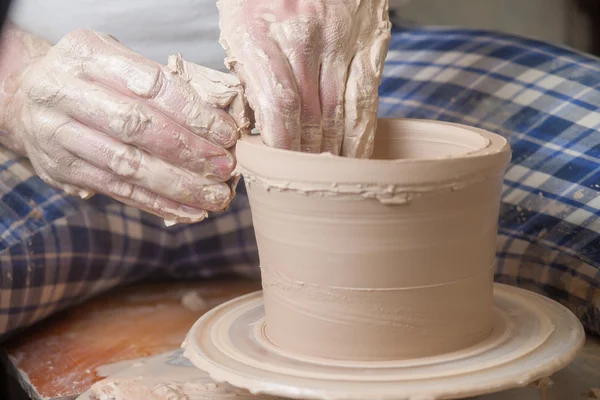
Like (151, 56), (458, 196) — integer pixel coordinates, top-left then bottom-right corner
(54, 156), (82, 180)
(115, 102), (152, 143)
(55, 29), (97, 59)
(109, 146), (143, 178)
(322, 121), (344, 138)
(23, 65), (66, 106)
(147, 193), (163, 213)
(65, 28), (97, 42)
(107, 180), (135, 199)
(58, 154), (79, 171)
(128, 65), (164, 99)
(31, 111), (71, 149)
(185, 102), (209, 129)
(322, 101), (344, 121)
(164, 129), (190, 160)
(171, 174), (190, 197)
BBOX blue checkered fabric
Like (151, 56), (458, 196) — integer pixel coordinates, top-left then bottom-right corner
(1, 26), (599, 340)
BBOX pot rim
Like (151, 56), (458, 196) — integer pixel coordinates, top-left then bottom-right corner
(235, 118), (511, 187)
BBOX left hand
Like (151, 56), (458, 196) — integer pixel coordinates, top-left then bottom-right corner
(11, 28), (249, 224)
(217, 0), (391, 158)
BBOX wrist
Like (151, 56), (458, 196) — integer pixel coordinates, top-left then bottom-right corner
(0, 22), (50, 155)
(0, 88), (26, 155)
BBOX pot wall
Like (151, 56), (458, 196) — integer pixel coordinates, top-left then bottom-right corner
(236, 119), (511, 361)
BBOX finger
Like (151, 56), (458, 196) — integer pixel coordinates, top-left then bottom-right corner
(33, 144), (205, 222)
(111, 193), (207, 225)
(228, 39), (302, 151)
(55, 120), (233, 211)
(342, 50), (376, 158)
(28, 150), (93, 199)
(288, 55), (322, 153)
(50, 157), (212, 222)
(269, 25), (323, 153)
(319, 57), (349, 155)
(28, 77), (236, 180)
(342, 21), (391, 158)
(53, 29), (239, 148)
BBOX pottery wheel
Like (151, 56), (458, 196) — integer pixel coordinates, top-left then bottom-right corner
(182, 284), (585, 400)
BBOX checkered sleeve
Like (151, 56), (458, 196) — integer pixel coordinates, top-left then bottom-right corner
(1, 26), (599, 340)
(379, 26), (600, 334)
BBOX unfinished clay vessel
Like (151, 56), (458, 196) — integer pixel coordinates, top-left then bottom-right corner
(235, 118), (511, 361)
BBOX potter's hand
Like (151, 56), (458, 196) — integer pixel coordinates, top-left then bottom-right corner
(217, 0), (391, 157)
(15, 29), (248, 224)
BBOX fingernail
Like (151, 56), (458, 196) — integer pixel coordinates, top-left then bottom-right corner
(164, 219), (178, 227)
(180, 207), (208, 223)
(62, 184), (78, 196)
(208, 155), (235, 179)
(200, 184), (231, 210)
(210, 126), (238, 148)
(79, 190), (94, 200)
(180, 205), (208, 217)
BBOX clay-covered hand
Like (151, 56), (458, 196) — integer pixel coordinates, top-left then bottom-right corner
(217, 0), (391, 157)
(14, 29), (248, 224)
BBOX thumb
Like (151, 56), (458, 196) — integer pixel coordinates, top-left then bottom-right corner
(225, 42), (302, 151)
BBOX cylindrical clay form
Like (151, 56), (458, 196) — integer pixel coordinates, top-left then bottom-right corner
(236, 119), (511, 361)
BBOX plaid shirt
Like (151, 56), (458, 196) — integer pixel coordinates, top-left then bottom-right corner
(1, 27), (599, 340)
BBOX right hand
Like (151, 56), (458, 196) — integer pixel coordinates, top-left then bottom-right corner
(217, 0), (391, 157)
(16, 29), (248, 224)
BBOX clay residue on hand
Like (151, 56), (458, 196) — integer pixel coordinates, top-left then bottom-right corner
(7, 28), (249, 226)
(0, 22), (51, 155)
(166, 54), (250, 138)
(217, 0), (391, 158)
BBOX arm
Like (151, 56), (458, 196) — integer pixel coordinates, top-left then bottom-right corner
(0, 21), (50, 155)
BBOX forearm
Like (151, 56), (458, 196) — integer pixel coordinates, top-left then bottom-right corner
(0, 21), (51, 155)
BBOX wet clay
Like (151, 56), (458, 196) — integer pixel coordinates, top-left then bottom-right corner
(77, 350), (280, 400)
(235, 118), (511, 361)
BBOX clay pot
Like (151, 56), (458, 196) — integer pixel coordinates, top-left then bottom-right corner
(235, 119), (511, 361)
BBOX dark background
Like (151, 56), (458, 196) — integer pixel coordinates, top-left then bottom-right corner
(574, 0), (600, 55)
(0, 0), (10, 31)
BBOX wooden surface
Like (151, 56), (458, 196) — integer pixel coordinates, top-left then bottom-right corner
(2, 278), (261, 400)
(1, 278), (599, 400)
